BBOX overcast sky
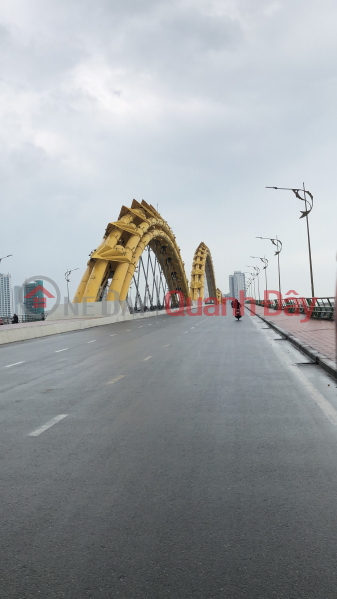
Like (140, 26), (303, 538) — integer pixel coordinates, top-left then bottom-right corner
(1, 0), (337, 301)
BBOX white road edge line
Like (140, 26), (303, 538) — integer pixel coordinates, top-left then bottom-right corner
(5, 361), (25, 368)
(288, 364), (337, 426)
(143, 356), (152, 361)
(28, 414), (68, 437)
(253, 317), (337, 427)
(55, 349), (68, 353)
(107, 375), (125, 384)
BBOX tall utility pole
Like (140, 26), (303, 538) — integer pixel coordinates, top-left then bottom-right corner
(65, 268), (79, 303)
(256, 236), (282, 295)
(244, 272), (255, 300)
(246, 266), (259, 302)
(266, 183), (315, 297)
(251, 257), (268, 297)
(0, 254), (13, 264)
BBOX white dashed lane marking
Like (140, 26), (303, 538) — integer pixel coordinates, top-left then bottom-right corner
(164, 344), (170, 347)
(55, 349), (68, 353)
(110, 334), (117, 337)
(143, 356), (152, 361)
(87, 340), (96, 344)
(28, 414), (68, 437)
(5, 361), (25, 368)
(107, 375), (125, 384)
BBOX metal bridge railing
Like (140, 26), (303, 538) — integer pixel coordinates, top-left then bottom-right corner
(251, 297), (335, 320)
(0, 314), (46, 325)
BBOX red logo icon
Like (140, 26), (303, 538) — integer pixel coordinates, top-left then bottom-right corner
(24, 284), (55, 309)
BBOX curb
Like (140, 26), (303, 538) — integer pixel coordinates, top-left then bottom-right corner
(250, 309), (337, 381)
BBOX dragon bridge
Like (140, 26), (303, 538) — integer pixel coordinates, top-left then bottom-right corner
(190, 242), (222, 303)
(74, 200), (221, 310)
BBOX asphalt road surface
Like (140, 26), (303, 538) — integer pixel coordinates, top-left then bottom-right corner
(1, 309), (337, 598)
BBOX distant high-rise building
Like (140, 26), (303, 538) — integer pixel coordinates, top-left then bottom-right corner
(228, 271), (245, 301)
(0, 273), (13, 318)
(13, 285), (24, 316)
(229, 275), (234, 299)
(23, 280), (45, 315)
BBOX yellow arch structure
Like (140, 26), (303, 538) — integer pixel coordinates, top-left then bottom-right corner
(74, 200), (190, 304)
(190, 242), (220, 301)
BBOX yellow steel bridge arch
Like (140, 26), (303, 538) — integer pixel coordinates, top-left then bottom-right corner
(74, 200), (190, 304)
(190, 242), (221, 302)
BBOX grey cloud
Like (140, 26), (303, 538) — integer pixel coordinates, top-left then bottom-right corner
(0, 0), (336, 299)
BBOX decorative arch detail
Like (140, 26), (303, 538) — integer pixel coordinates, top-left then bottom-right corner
(190, 242), (219, 301)
(74, 200), (190, 304)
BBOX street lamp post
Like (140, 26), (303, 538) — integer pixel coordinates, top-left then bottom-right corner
(256, 236), (282, 295)
(247, 266), (261, 302)
(245, 270), (254, 300)
(251, 257), (268, 297)
(244, 272), (255, 300)
(0, 254), (13, 264)
(266, 183), (314, 297)
(254, 267), (261, 302)
(65, 268), (79, 303)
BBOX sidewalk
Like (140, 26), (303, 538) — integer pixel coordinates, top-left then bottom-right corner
(249, 304), (336, 378)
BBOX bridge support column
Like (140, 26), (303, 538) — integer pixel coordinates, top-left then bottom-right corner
(119, 233), (152, 301)
(82, 260), (109, 302)
(73, 262), (95, 303)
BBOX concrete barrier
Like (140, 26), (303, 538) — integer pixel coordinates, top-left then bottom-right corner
(47, 301), (130, 320)
(0, 308), (169, 345)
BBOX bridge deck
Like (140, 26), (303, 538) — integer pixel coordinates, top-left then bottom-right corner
(1, 311), (337, 597)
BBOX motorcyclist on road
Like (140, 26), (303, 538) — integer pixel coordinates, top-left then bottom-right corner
(231, 299), (241, 318)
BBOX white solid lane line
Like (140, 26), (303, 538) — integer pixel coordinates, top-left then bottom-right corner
(87, 340), (96, 343)
(5, 361), (25, 368)
(143, 356), (152, 361)
(289, 364), (337, 426)
(28, 414), (68, 437)
(107, 375), (125, 384)
(55, 348), (68, 353)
